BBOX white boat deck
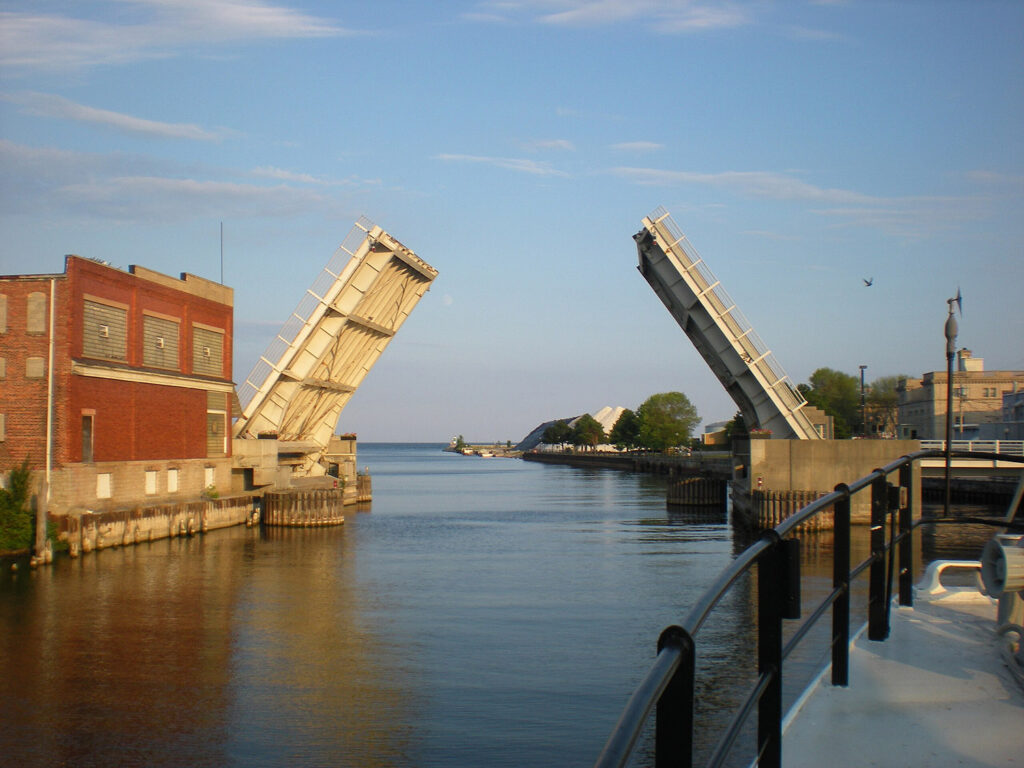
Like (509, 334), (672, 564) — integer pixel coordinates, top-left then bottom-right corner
(783, 586), (1024, 767)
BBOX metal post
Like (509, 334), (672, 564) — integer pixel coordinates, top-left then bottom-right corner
(758, 535), (784, 768)
(656, 627), (695, 768)
(860, 365), (867, 437)
(898, 461), (914, 606)
(944, 293), (959, 518)
(868, 474), (890, 641)
(832, 484), (851, 686)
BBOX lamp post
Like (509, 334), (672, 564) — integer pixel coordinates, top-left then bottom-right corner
(943, 293), (959, 518)
(859, 365), (867, 437)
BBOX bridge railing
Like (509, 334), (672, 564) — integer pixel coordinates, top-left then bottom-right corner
(594, 448), (1024, 768)
(920, 439), (1024, 456)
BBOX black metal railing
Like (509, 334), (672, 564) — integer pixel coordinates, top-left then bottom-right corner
(594, 449), (1024, 768)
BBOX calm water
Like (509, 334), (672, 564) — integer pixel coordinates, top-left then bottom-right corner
(0, 444), (998, 767)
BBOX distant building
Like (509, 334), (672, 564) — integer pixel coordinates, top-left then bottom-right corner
(897, 349), (1024, 440)
(0, 255), (234, 514)
(1003, 386), (1024, 441)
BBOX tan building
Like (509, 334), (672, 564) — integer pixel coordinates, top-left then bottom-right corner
(897, 350), (1024, 440)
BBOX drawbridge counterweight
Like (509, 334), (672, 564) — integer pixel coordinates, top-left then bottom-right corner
(636, 207), (821, 440)
(234, 218), (438, 474)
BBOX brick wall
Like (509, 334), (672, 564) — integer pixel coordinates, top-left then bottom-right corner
(0, 276), (70, 470)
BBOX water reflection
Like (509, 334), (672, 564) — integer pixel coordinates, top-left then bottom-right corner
(0, 444), (1007, 768)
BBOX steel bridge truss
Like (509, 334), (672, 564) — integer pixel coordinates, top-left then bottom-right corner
(635, 207), (821, 440)
(234, 218), (438, 474)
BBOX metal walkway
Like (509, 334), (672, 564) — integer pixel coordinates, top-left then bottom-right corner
(635, 207), (821, 440)
(234, 218), (438, 475)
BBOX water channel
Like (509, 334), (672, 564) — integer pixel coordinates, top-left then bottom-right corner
(0, 443), (999, 767)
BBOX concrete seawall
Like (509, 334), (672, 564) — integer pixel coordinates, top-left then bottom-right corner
(58, 494), (260, 557)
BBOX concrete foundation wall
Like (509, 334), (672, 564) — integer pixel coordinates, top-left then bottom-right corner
(744, 439), (922, 521)
(48, 457), (233, 514)
(56, 494), (257, 556)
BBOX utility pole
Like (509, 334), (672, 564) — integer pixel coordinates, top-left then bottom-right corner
(859, 365), (867, 437)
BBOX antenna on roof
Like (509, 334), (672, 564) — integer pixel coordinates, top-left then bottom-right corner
(220, 222), (224, 284)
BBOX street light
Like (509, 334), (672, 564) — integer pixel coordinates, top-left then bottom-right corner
(944, 289), (961, 518)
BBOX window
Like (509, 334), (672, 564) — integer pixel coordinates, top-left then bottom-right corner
(0, 413), (5, 442)
(96, 473), (112, 499)
(203, 466), (215, 489)
(167, 468), (179, 494)
(26, 357), (45, 379)
(83, 299), (128, 361)
(27, 292), (46, 334)
(206, 391), (227, 457)
(82, 414), (94, 463)
(0, 358), (5, 379)
(192, 325), (224, 376)
(145, 470), (158, 495)
(143, 314), (180, 370)
(0, 294), (6, 333)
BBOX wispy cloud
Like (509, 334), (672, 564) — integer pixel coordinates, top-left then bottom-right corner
(523, 138), (576, 152)
(2, 91), (226, 140)
(0, 1), (352, 71)
(467, 1), (751, 31)
(612, 167), (879, 203)
(436, 153), (568, 176)
(965, 170), (1024, 192)
(57, 176), (334, 220)
(610, 141), (663, 152)
(613, 164), (991, 237)
(251, 166), (332, 185)
(0, 139), (354, 222)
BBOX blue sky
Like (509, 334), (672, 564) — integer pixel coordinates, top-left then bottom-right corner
(2, 1), (1022, 442)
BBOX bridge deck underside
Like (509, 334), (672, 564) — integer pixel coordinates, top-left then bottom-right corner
(235, 223), (437, 471)
(637, 209), (820, 440)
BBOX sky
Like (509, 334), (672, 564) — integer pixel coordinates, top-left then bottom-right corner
(1, 1), (1022, 443)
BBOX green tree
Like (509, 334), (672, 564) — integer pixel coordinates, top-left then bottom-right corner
(0, 461), (34, 553)
(867, 375), (906, 437)
(609, 408), (641, 448)
(636, 392), (699, 452)
(801, 368), (860, 439)
(571, 414), (606, 450)
(542, 420), (573, 445)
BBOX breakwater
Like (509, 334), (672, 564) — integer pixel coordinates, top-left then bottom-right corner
(521, 450), (733, 477)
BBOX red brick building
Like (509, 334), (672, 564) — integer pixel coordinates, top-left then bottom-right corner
(0, 255), (234, 514)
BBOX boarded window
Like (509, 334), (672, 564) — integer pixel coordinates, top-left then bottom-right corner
(167, 468), (179, 493)
(26, 357), (45, 379)
(0, 358), (5, 379)
(206, 390), (227, 457)
(0, 413), (5, 442)
(203, 466), (215, 489)
(145, 470), (158, 495)
(143, 314), (180, 370)
(193, 326), (224, 376)
(83, 300), (128, 361)
(27, 292), (46, 334)
(0, 294), (6, 333)
(82, 414), (94, 463)
(96, 473), (112, 499)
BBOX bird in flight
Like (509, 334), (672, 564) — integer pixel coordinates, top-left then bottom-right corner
(863, 277), (874, 287)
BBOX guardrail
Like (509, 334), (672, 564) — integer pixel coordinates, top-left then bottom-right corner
(920, 439), (1024, 456)
(594, 448), (1024, 768)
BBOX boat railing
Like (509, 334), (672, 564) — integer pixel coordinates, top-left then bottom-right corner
(594, 448), (1024, 768)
